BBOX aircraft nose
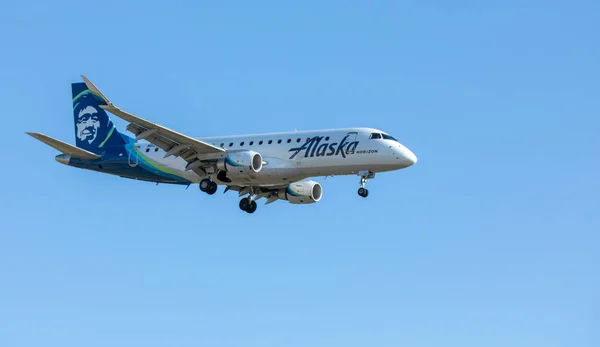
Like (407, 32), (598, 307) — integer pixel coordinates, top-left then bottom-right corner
(393, 145), (417, 168)
(405, 148), (417, 166)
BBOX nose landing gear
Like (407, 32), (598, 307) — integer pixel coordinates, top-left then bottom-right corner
(357, 171), (374, 198)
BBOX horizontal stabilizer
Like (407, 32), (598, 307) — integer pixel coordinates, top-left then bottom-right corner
(26, 132), (101, 160)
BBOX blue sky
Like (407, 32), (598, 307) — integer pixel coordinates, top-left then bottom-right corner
(0, 1), (598, 346)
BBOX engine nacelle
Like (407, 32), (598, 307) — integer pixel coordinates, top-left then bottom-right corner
(217, 151), (263, 174)
(278, 180), (323, 204)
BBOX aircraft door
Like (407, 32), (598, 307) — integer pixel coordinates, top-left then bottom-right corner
(346, 131), (358, 142)
(345, 131), (358, 155)
(128, 146), (139, 167)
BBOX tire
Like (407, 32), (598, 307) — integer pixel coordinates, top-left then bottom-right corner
(206, 182), (218, 195)
(199, 179), (211, 192)
(246, 200), (257, 214)
(239, 198), (250, 211)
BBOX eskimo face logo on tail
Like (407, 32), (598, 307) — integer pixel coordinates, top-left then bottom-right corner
(76, 106), (101, 144)
(289, 135), (359, 159)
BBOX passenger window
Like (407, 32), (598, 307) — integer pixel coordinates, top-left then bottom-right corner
(287, 139), (291, 143)
(145, 148), (150, 152)
(277, 139), (282, 144)
(369, 133), (382, 139)
(296, 138), (301, 142)
(325, 136), (330, 141)
(259, 140), (263, 145)
(220, 143), (224, 147)
(154, 147), (159, 152)
(240, 142), (244, 146)
(229, 142), (233, 147)
(249, 141), (254, 145)
(268, 140), (273, 144)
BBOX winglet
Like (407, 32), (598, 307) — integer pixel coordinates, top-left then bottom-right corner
(80, 75), (113, 106)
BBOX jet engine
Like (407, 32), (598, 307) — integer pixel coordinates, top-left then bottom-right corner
(278, 180), (323, 204)
(217, 150), (263, 175)
(217, 151), (262, 174)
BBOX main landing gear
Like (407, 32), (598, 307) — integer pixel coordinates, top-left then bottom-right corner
(239, 197), (257, 214)
(199, 178), (217, 195)
(238, 186), (258, 214)
(200, 178), (258, 214)
(357, 171), (375, 198)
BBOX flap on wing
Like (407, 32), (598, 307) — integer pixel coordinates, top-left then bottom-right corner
(80, 75), (225, 160)
(223, 184), (286, 205)
(26, 132), (101, 160)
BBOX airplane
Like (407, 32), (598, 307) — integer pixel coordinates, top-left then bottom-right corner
(27, 76), (418, 214)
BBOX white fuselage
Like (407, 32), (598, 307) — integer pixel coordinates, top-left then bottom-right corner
(133, 127), (417, 185)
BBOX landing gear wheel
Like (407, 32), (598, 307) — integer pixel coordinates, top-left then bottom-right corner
(206, 182), (218, 195)
(357, 172), (373, 198)
(239, 197), (250, 211)
(246, 201), (257, 214)
(199, 178), (211, 192)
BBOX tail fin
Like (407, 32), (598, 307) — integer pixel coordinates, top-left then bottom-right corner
(72, 82), (125, 152)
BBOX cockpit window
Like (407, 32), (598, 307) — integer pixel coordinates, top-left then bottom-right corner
(369, 133), (382, 139)
(382, 134), (398, 141)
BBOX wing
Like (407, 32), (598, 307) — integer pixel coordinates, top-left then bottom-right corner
(223, 184), (288, 205)
(80, 76), (225, 174)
